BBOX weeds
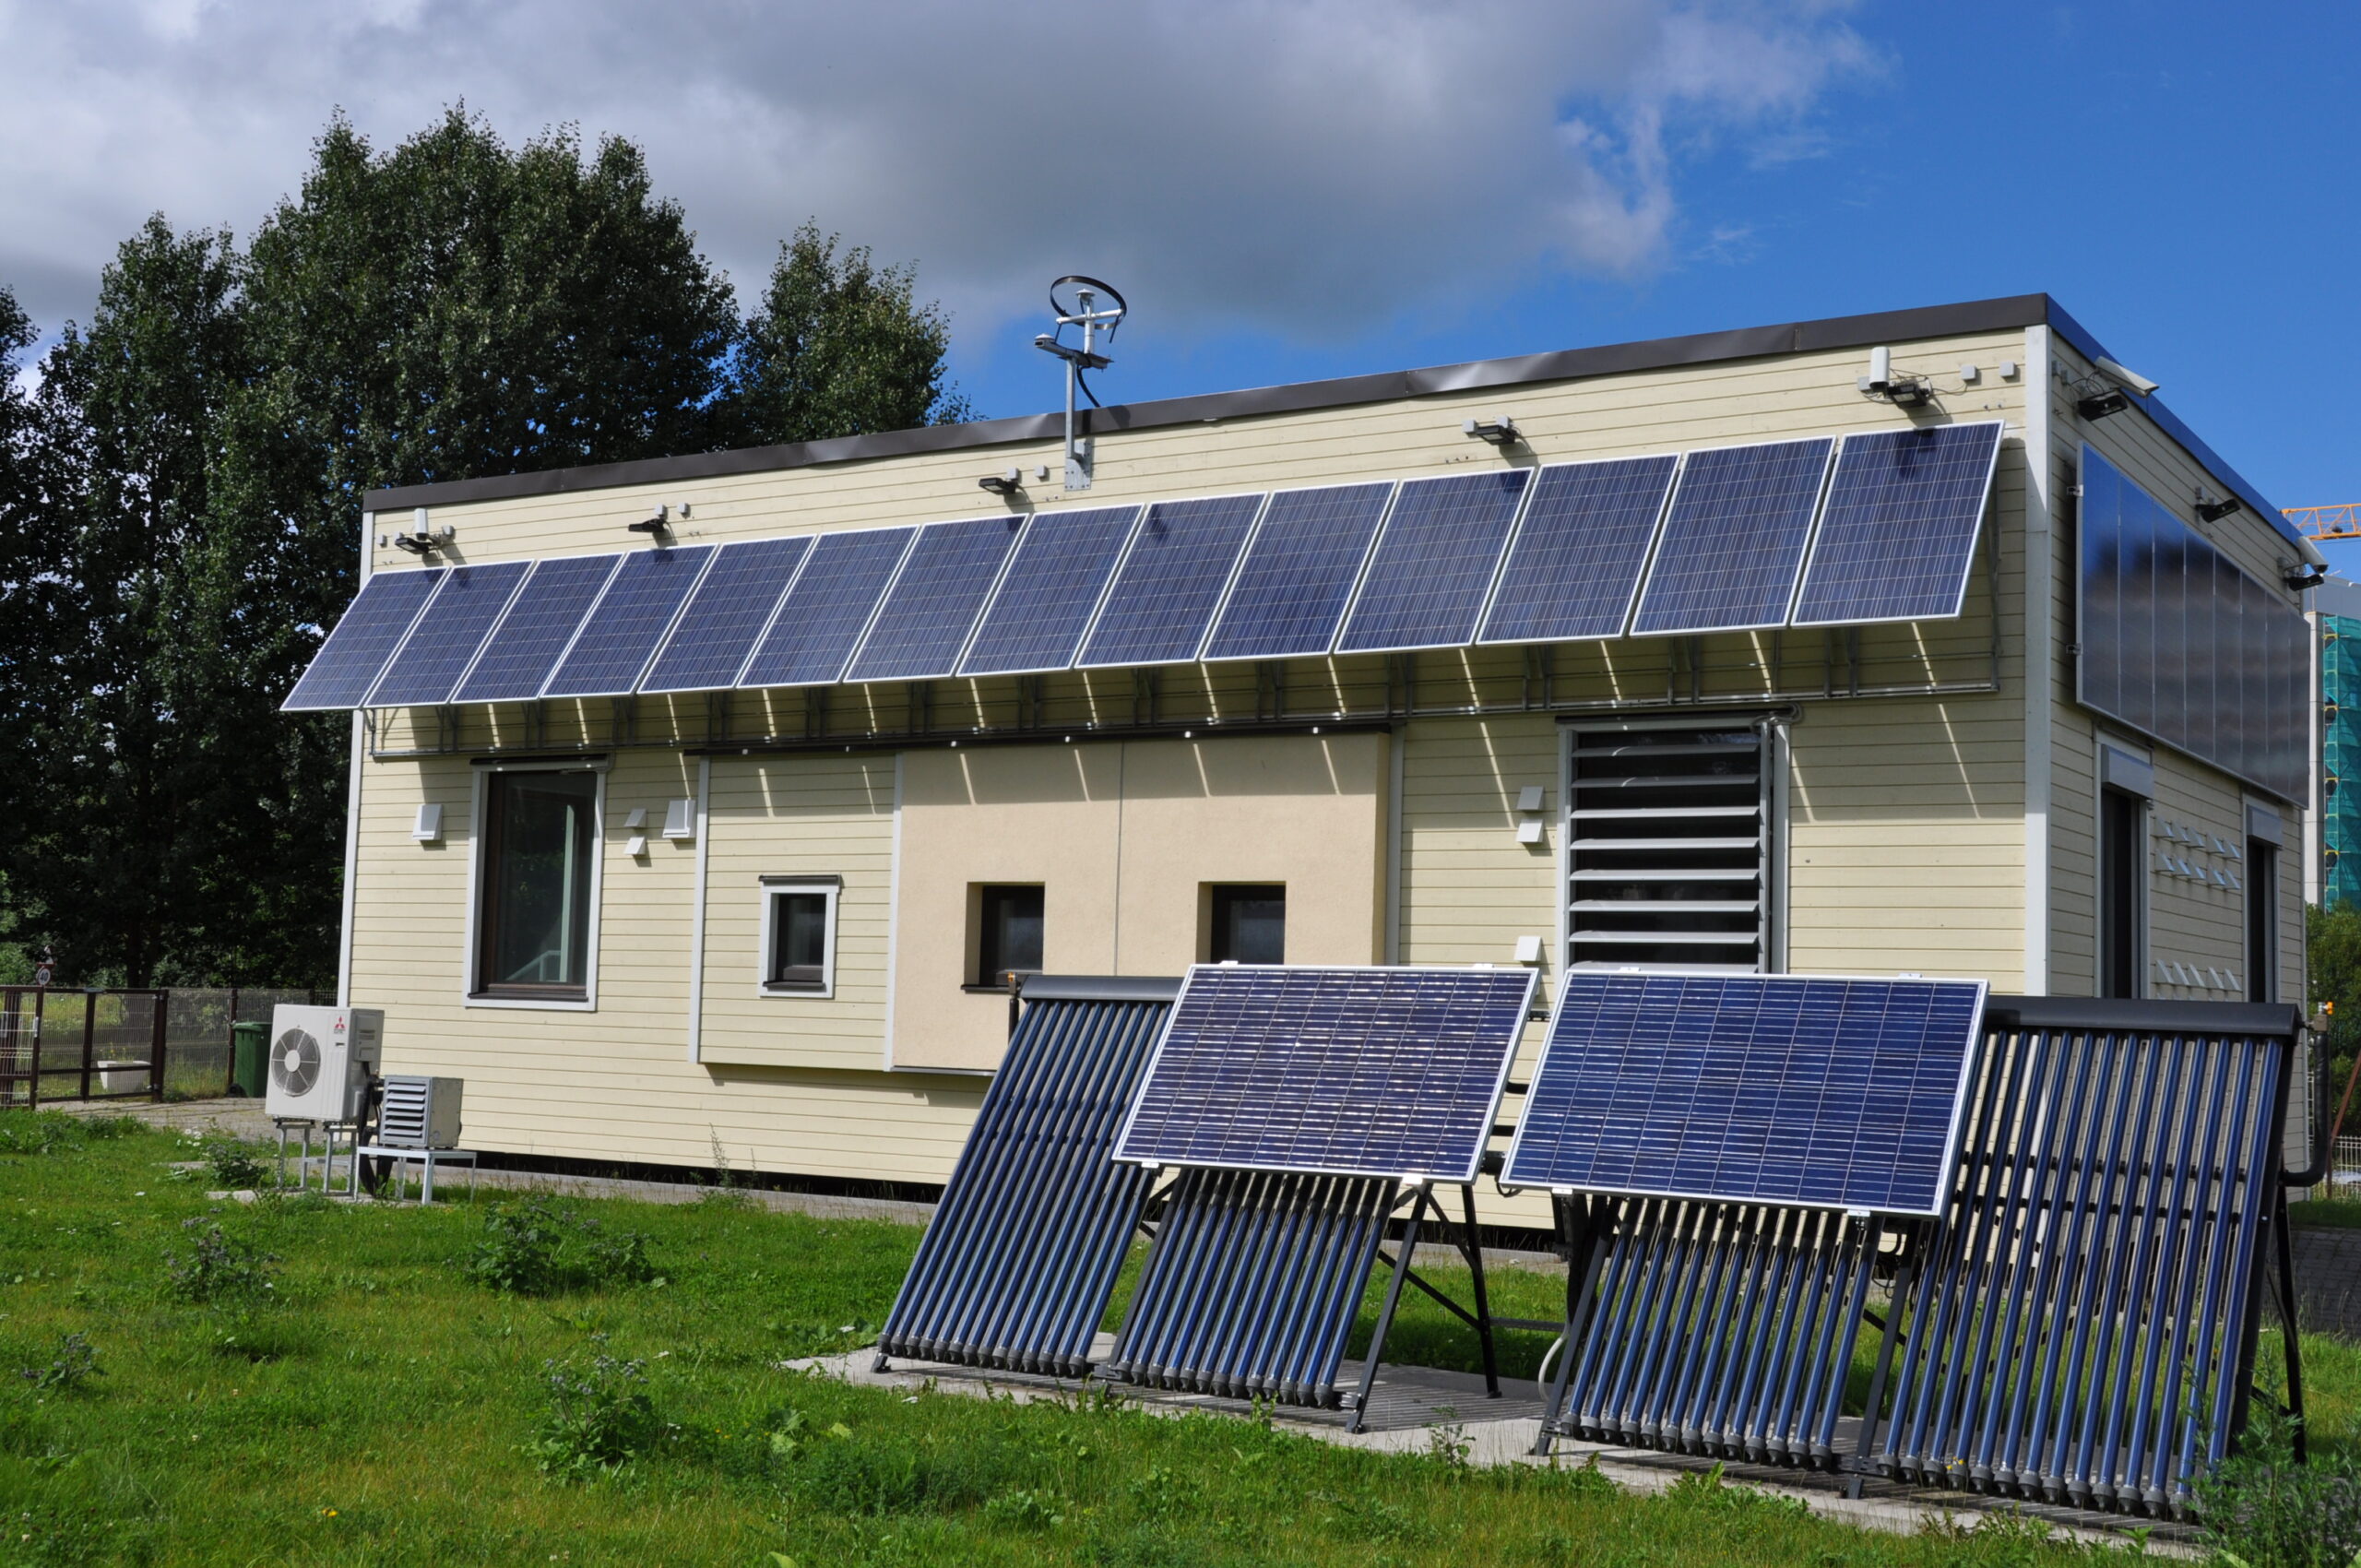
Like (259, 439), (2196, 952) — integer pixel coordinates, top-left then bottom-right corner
(160, 1219), (278, 1306)
(2199, 1404), (2361, 1568)
(462, 1196), (660, 1295)
(528, 1349), (662, 1479)
(196, 1138), (267, 1190)
(0, 1111), (138, 1156)
(16, 1332), (101, 1394)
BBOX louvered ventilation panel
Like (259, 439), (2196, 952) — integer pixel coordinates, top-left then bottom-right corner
(1568, 726), (1766, 971)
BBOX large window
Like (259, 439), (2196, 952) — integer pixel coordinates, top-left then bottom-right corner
(2098, 787), (2146, 999)
(974, 885), (1044, 987)
(1567, 724), (1772, 972)
(762, 878), (840, 995)
(1207, 885), (1286, 964)
(475, 768), (599, 1002)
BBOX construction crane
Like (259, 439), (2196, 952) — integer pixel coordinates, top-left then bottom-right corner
(2287, 504), (2361, 541)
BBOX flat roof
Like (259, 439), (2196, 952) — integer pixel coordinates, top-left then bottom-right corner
(364, 291), (2298, 552)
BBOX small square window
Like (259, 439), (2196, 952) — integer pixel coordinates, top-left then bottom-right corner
(1208, 885), (1286, 965)
(761, 880), (839, 996)
(975, 885), (1045, 987)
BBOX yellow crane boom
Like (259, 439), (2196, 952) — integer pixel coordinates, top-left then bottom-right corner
(2286, 504), (2361, 541)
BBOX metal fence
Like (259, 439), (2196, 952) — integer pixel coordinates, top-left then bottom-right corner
(0, 986), (326, 1107)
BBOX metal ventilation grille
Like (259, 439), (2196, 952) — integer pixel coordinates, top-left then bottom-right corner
(271, 1029), (321, 1096)
(378, 1077), (429, 1146)
(1567, 726), (1767, 971)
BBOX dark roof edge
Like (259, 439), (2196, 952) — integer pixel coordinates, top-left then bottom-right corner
(362, 291), (2302, 553)
(363, 293), (2049, 511)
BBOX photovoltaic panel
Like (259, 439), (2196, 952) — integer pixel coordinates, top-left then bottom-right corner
(735, 526), (916, 689)
(639, 536), (813, 694)
(449, 553), (623, 704)
(364, 561), (531, 707)
(281, 568), (444, 711)
(1074, 493), (1265, 668)
(843, 517), (1024, 683)
(1629, 437), (1835, 636)
(541, 545), (716, 698)
(958, 505), (1143, 675)
(1334, 469), (1530, 653)
(1199, 482), (1394, 661)
(1477, 455), (1679, 644)
(1113, 964), (1538, 1183)
(1504, 971), (1987, 1215)
(1790, 422), (2003, 626)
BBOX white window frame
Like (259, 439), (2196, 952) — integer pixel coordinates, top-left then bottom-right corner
(461, 758), (608, 1012)
(758, 875), (841, 999)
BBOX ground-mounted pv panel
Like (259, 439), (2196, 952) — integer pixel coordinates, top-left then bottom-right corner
(1334, 469), (1529, 654)
(1477, 455), (1679, 645)
(1075, 493), (1265, 669)
(281, 568), (445, 711)
(958, 505), (1142, 675)
(363, 561), (532, 708)
(735, 526), (916, 689)
(639, 535), (813, 694)
(1504, 971), (1986, 1215)
(541, 545), (716, 698)
(1790, 421), (2002, 627)
(1199, 482), (1394, 662)
(844, 517), (1025, 683)
(450, 553), (624, 704)
(1628, 437), (1835, 636)
(1113, 964), (1537, 1183)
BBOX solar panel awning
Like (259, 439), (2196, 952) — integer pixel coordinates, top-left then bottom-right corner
(285, 420), (2006, 711)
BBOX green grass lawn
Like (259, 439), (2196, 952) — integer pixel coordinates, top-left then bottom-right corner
(0, 1111), (2215, 1566)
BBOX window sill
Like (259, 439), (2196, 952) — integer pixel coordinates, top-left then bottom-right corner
(761, 982), (831, 997)
(466, 991), (595, 1012)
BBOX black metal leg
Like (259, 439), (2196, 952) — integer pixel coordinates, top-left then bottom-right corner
(1535, 1196), (1608, 1457)
(1459, 1183), (1500, 1399)
(1847, 1223), (1910, 1501)
(2275, 1189), (2307, 1464)
(1349, 1187), (1427, 1433)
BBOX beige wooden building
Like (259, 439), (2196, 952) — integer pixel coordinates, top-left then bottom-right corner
(293, 293), (2319, 1206)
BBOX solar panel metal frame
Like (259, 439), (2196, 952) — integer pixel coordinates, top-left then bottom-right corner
(539, 544), (719, 699)
(842, 515), (1028, 683)
(1332, 469), (1535, 656)
(446, 552), (628, 705)
(1626, 436), (1838, 638)
(956, 505), (1145, 677)
(280, 567), (446, 712)
(1196, 481), (1400, 664)
(637, 535), (816, 695)
(362, 560), (534, 708)
(731, 523), (920, 690)
(1788, 421), (2005, 629)
(1072, 490), (1272, 671)
(1112, 962), (1540, 1185)
(1502, 969), (1988, 1216)
(1472, 451), (1682, 647)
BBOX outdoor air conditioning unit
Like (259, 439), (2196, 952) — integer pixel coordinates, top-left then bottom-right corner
(377, 1075), (463, 1148)
(265, 1004), (383, 1123)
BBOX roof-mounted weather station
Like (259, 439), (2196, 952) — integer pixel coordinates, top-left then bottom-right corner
(1032, 276), (1126, 492)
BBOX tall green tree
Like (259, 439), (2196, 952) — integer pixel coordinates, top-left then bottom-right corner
(2, 110), (970, 988)
(727, 222), (972, 445)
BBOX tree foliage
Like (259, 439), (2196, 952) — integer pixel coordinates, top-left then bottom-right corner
(2309, 900), (2361, 1116)
(0, 110), (969, 987)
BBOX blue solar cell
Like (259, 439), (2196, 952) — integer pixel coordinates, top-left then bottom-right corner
(843, 517), (1024, 683)
(1074, 493), (1265, 669)
(1113, 964), (1538, 1182)
(1335, 470), (1530, 653)
(639, 536), (813, 694)
(1477, 456), (1679, 644)
(1199, 483), (1394, 661)
(736, 526), (916, 689)
(1790, 422), (2003, 626)
(1629, 438), (1835, 636)
(541, 545), (716, 697)
(449, 553), (623, 704)
(958, 505), (1142, 675)
(364, 561), (532, 707)
(281, 568), (444, 711)
(1504, 972), (1987, 1215)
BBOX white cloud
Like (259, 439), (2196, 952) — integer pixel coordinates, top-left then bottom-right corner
(0, 0), (1870, 346)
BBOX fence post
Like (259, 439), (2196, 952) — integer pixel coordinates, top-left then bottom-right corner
(30, 988), (42, 1110)
(79, 991), (95, 1100)
(151, 990), (167, 1103)
(224, 987), (240, 1098)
